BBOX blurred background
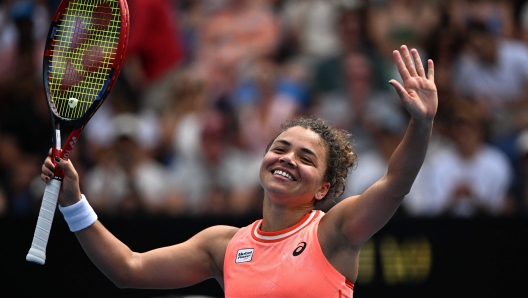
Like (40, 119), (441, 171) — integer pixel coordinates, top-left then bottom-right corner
(1, 0), (528, 297)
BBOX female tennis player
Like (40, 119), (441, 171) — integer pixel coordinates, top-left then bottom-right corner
(41, 45), (437, 297)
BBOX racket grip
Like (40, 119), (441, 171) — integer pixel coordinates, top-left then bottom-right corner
(26, 179), (62, 265)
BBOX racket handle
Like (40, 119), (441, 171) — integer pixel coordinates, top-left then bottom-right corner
(26, 179), (62, 265)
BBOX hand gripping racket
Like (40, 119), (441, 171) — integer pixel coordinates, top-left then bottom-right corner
(26, 0), (129, 265)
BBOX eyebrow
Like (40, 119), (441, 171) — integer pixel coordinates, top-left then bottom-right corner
(274, 139), (319, 160)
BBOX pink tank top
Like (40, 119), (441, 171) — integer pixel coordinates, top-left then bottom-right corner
(224, 210), (354, 297)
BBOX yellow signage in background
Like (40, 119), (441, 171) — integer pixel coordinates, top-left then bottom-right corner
(357, 235), (432, 285)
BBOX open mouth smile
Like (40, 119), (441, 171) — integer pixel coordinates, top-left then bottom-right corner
(272, 169), (296, 181)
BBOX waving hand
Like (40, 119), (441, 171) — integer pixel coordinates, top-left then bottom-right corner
(390, 45), (437, 122)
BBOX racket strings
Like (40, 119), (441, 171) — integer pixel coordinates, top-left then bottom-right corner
(48, 0), (121, 120)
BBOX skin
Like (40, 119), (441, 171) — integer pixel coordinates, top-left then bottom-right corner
(41, 45), (437, 289)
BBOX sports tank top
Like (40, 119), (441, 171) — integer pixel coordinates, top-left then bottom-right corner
(224, 210), (354, 297)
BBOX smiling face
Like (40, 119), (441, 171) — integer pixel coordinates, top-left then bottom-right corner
(260, 126), (331, 207)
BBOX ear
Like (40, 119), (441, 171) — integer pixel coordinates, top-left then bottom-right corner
(314, 182), (331, 201)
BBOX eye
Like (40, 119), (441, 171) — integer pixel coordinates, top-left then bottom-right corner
(272, 147), (285, 153)
(300, 156), (313, 164)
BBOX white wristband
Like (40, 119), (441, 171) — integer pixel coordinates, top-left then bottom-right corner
(58, 194), (98, 232)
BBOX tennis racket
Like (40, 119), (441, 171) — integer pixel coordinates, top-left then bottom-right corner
(26, 0), (129, 265)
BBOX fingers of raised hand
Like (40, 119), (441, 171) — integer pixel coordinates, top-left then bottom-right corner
(401, 46), (418, 77)
(393, 47), (411, 81)
(427, 59), (435, 83)
(394, 45), (433, 81)
(394, 45), (418, 81)
(411, 48), (426, 78)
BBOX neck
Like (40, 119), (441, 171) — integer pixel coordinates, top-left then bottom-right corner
(261, 195), (314, 232)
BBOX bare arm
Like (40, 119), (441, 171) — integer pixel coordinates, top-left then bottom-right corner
(76, 222), (235, 289)
(41, 155), (237, 289)
(321, 45), (437, 249)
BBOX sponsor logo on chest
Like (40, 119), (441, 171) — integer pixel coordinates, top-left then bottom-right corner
(235, 248), (254, 263)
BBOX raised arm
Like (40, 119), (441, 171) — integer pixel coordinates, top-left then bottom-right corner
(322, 45), (437, 248)
(41, 154), (237, 289)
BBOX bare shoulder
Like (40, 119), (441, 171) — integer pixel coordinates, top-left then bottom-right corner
(198, 225), (240, 246)
(193, 225), (240, 279)
(194, 225), (239, 254)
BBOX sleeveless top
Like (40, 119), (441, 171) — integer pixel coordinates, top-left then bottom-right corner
(224, 210), (354, 297)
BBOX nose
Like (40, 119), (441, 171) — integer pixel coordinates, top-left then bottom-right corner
(279, 154), (296, 166)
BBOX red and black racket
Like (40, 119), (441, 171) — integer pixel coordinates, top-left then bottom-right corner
(26, 0), (129, 265)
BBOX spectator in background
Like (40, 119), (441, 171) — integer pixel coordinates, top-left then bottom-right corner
(168, 108), (262, 215)
(160, 66), (264, 215)
(311, 51), (399, 155)
(83, 114), (177, 216)
(159, 67), (210, 166)
(83, 78), (161, 166)
(0, 1), (51, 158)
(278, 0), (342, 71)
(424, 99), (514, 217)
(0, 0), (48, 85)
(196, 0), (279, 97)
(174, 0), (210, 64)
(451, 21), (528, 140)
(447, 0), (515, 38)
(234, 58), (308, 155)
(312, 0), (387, 98)
(124, 0), (185, 114)
(366, 0), (441, 66)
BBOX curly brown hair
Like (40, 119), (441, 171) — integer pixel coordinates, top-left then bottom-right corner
(265, 116), (357, 208)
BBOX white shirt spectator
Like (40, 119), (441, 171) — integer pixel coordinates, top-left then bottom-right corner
(84, 160), (172, 214)
(425, 144), (513, 217)
(452, 39), (528, 110)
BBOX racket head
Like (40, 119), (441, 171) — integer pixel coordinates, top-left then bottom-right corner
(43, 0), (129, 160)
(43, 0), (129, 127)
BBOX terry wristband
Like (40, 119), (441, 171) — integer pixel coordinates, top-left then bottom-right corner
(58, 194), (98, 232)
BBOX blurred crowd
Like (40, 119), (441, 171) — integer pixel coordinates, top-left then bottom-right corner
(2, 0), (528, 219)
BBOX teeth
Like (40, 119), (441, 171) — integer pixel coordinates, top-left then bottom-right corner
(274, 170), (293, 181)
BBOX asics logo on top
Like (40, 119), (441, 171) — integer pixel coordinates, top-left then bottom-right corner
(292, 242), (307, 256)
